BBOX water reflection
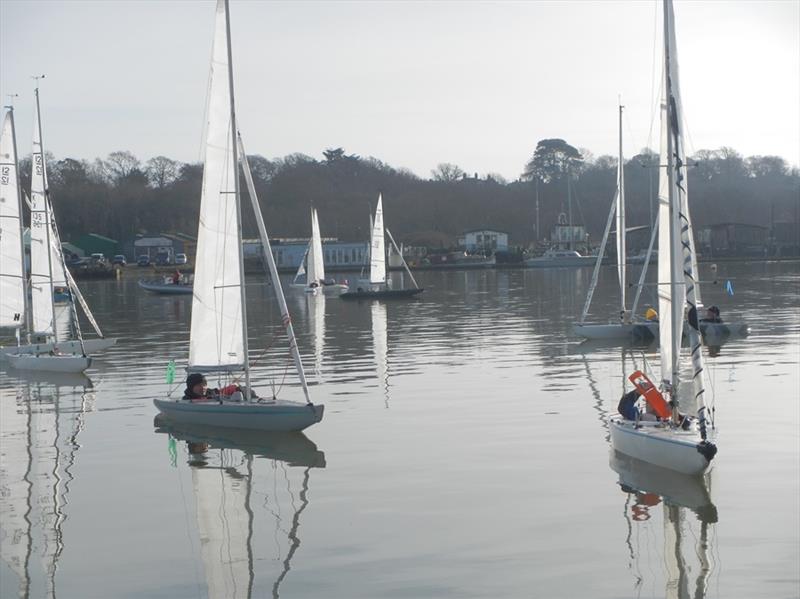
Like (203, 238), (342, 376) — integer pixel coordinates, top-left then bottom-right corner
(371, 302), (389, 406)
(0, 377), (94, 598)
(610, 451), (718, 598)
(153, 420), (325, 598)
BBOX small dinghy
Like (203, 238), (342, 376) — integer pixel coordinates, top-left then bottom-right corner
(138, 278), (194, 295)
(154, 0), (322, 433)
(290, 209), (349, 294)
(339, 194), (423, 301)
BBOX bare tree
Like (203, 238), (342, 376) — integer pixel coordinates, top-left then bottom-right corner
(431, 163), (465, 182)
(146, 156), (180, 188)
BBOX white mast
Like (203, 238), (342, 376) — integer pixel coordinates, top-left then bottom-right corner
(224, 0), (250, 394)
(616, 103), (626, 316)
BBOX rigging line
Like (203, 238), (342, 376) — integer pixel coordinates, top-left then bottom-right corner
(646, 0), (661, 153)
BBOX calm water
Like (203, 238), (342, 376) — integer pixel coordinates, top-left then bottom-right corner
(1, 262), (798, 599)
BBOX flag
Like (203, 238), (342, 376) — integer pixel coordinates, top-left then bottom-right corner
(725, 280), (734, 296)
(165, 359), (176, 384)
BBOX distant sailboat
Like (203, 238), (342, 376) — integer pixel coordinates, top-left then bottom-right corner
(3, 91), (115, 372)
(609, 0), (717, 475)
(153, 0), (323, 432)
(573, 104), (659, 342)
(340, 194), (423, 300)
(291, 208), (348, 294)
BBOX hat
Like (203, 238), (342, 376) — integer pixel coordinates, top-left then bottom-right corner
(186, 373), (207, 388)
(708, 305), (720, 315)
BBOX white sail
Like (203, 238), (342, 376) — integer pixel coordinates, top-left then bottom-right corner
(292, 243), (309, 284)
(188, 0), (244, 373)
(0, 110), (26, 329)
(29, 94), (56, 339)
(369, 194), (386, 285)
(308, 208), (325, 284)
(616, 105), (626, 313)
(664, 0), (709, 431)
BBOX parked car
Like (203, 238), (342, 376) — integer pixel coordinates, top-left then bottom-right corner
(137, 255), (151, 267)
(175, 253), (187, 265)
(112, 254), (127, 266)
(90, 253), (108, 266)
(155, 252), (172, 266)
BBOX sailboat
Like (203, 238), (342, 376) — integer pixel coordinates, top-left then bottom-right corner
(609, 0), (718, 476)
(340, 194), (423, 300)
(153, 0), (323, 432)
(291, 208), (348, 294)
(3, 92), (114, 373)
(573, 104), (659, 342)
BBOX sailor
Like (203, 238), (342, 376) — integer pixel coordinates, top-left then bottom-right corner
(617, 389), (658, 422)
(183, 373), (241, 402)
(701, 305), (723, 323)
(644, 307), (658, 322)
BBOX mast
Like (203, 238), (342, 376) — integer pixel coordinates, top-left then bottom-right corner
(33, 83), (58, 343)
(616, 103), (626, 316)
(224, 0), (250, 394)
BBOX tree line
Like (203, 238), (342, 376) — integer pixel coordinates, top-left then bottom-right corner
(21, 141), (800, 250)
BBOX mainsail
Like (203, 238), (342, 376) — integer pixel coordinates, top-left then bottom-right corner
(308, 208), (325, 285)
(615, 104), (626, 314)
(29, 90), (57, 339)
(369, 194), (386, 285)
(188, 0), (244, 373)
(0, 109), (26, 330)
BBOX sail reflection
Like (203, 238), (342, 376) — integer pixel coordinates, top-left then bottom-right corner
(308, 293), (326, 382)
(153, 419), (325, 598)
(0, 378), (94, 598)
(610, 451), (718, 598)
(371, 302), (389, 406)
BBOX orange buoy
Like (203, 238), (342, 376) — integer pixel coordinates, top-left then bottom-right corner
(628, 370), (671, 420)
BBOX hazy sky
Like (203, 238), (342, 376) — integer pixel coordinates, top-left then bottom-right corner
(1, 0), (798, 180)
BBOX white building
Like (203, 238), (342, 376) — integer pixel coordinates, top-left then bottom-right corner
(462, 229), (508, 252)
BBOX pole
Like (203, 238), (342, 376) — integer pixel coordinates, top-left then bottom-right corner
(7, 105), (31, 343)
(223, 0), (251, 395)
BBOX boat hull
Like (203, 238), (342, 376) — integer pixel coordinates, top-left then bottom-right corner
(0, 337), (117, 357)
(340, 288), (424, 300)
(524, 257), (597, 268)
(293, 283), (349, 295)
(573, 322), (658, 341)
(609, 416), (716, 476)
(6, 353), (92, 373)
(153, 398), (324, 432)
(138, 279), (194, 295)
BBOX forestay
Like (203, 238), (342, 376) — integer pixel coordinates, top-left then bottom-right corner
(369, 194), (386, 285)
(188, 0), (244, 373)
(0, 109), (26, 330)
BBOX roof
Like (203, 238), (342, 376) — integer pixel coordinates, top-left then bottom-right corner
(462, 229), (508, 235)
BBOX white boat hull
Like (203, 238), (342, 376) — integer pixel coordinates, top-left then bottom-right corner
(153, 398), (324, 432)
(0, 337), (117, 357)
(609, 416), (716, 475)
(6, 353), (92, 373)
(524, 256), (597, 268)
(138, 279), (194, 295)
(291, 283), (349, 295)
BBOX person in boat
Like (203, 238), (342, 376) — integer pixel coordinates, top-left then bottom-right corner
(183, 373), (242, 402)
(617, 389), (658, 422)
(172, 269), (181, 285)
(644, 307), (658, 322)
(701, 305), (723, 323)
(309, 281), (319, 289)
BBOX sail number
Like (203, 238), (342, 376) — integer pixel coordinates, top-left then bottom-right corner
(0, 165), (9, 186)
